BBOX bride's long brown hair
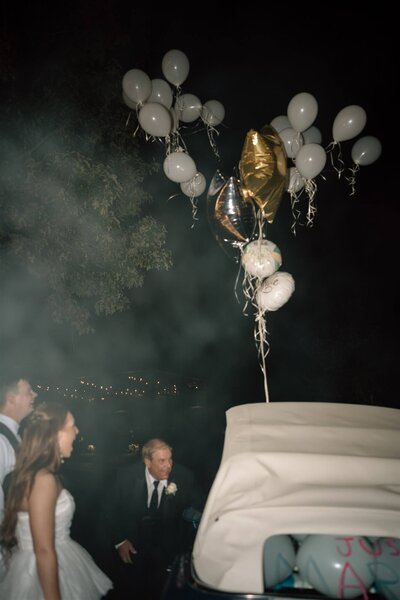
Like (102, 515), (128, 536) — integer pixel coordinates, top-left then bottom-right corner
(0, 401), (68, 558)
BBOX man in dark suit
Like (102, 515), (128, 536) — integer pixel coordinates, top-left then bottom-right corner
(108, 438), (204, 600)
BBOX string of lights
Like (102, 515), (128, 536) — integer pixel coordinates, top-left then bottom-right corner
(35, 370), (203, 403)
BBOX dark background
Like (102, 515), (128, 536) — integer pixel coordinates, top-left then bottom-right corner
(1, 3), (398, 417)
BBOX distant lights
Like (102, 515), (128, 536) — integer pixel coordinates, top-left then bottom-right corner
(36, 372), (203, 404)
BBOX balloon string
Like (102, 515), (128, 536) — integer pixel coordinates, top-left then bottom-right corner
(305, 178), (317, 227)
(290, 190), (302, 235)
(241, 270), (257, 316)
(255, 209), (268, 241)
(335, 143), (345, 179)
(167, 192), (180, 202)
(346, 163), (360, 196)
(233, 255), (243, 305)
(125, 111), (132, 128)
(326, 141), (345, 178)
(168, 129), (188, 155)
(205, 124), (220, 159)
(173, 85), (183, 108)
(133, 122), (140, 137)
(292, 132), (303, 157)
(257, 213), (264, 239)
(240, 220), (267, 312)
(128, 105), (142, 137)
(165, 135), (176, 157)
(254, 307), (270, 402)
(190, 197), (199, 228)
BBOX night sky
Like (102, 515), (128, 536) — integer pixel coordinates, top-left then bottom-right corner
(1, 3), (398, 415)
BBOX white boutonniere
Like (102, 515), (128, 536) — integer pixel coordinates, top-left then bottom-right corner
(165, 482), (177, 496)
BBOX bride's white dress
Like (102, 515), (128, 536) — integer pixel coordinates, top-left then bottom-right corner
(0, 488), (113, 599)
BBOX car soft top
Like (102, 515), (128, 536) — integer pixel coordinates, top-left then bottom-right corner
(192, 402), (400, 594)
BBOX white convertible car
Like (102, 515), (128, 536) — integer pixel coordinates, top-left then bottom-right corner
(162, 401), (400, 599)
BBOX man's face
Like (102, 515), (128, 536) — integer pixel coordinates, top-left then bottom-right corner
(145, 447), (173, 481)
(13, 379), (37, 422)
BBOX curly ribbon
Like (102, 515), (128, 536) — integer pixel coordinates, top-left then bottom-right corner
(168, 131), (186, 155)
(240, 265), (258, 316)
(173, 85), (183, 109)
(239, 225), (272, 402)
(346, 163), (360, 196)
(291, 131), (303, 157)
(290, 188), (304, 236)
(254, 305), (270, 403)
(189, 197), (199, 228)
(238, 221), (266, 315)
(304, 178), (318, 227)
(233, 255), (245, 306)
(205, 123), (220, 159)
(326, 140), (345, 179)
(238, 251), (271, 402)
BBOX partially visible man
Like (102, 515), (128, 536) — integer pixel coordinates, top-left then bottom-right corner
(108, 438), (205, 600)
(0, 378), (37, 519)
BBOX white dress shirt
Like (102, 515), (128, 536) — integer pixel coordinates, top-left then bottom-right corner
(145, 467), (167, 508)
(0, 414), (20, 521)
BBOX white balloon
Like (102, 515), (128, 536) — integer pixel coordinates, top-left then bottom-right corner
(122, 91), (137, 110)
(163, 151), (197, 183)
(201, 100), (225, 127)
(372, 537), (400, 600)
(147, 79), (173, 109)
(287, 167), (304, 194)
(302, 125), (322, 145)
(270, 115), (290, 133)
(175, 93), (202, 123)
(295, 143), (326, 180)
(180, 172), (207, 197)
(332, 105), (367, 142)
(122, 69), (151, 106)
(263, 535), (296, 588)
(351, 135), (382, 166)
(256, 272), (295, 312)
(138, 102), (172, 138)
(241, 240), (282, 279)
(279, 128), (304, 159)
(287, 92), (318, 133)
(297, 535), (375, 599)
(161, 49), (190, 87)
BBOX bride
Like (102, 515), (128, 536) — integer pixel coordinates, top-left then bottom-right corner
(0, 401), (113, 599)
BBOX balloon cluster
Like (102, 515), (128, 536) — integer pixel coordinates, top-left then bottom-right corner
(207, 127), (295, 402)
(122, 49), (226, 220)
(264, 534), (399, 600)
(206, 92), (382, 402)
(270, 92), (382, 232)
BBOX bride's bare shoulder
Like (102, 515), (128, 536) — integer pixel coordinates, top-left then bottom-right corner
(31, 470), (62, 496)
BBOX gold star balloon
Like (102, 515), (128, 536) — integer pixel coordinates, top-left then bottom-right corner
(239, 125), (288, 223)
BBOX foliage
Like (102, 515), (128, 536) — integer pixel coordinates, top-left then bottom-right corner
(0, 43), (172, 335)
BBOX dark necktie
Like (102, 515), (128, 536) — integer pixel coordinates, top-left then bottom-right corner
(149, 480), (159, 514)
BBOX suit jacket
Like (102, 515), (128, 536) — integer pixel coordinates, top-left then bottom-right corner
(109, 459), (205, 565)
